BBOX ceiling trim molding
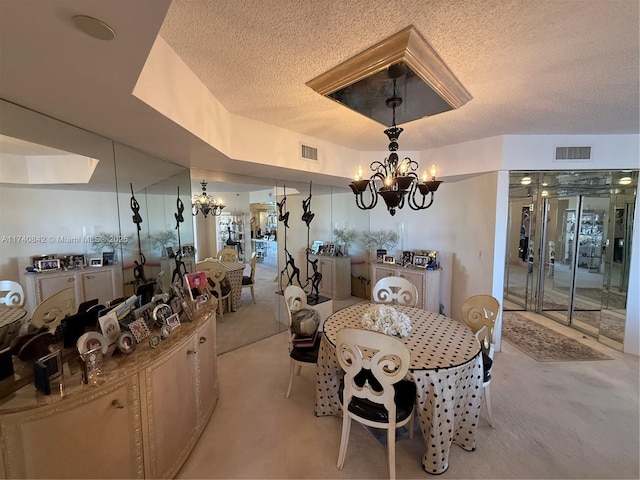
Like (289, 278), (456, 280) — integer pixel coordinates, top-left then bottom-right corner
(305, 25), (472, 109)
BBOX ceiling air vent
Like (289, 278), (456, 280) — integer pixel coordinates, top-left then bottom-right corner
(555, 146), (591, 161)
(300, 143), (318, 161)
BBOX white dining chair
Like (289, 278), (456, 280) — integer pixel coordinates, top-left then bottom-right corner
(217, 247), (238, 262)
(335, 327), (415, 480)
(197, 260), (231, 322)
(241, 252), (258, 304)
(461, 294), (500, 428)
(372, 276), (418, 307)
(0, 280), (25, 307)
(284, 285), (319, 398)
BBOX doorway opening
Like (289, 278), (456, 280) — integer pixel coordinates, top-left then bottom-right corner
(503, 170), (637, 350)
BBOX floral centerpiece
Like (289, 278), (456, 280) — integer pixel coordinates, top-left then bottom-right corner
(361, 304), (412, 338)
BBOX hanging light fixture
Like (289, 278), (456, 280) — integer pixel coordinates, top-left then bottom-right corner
(192, 180), (224, 218)
(349, 66), (441, 216)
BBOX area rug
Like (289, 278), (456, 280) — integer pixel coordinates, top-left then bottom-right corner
(502, 312), (612, 362)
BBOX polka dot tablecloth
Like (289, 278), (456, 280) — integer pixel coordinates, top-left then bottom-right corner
(220, 261), (245, 311)
(315, 303), (483, 475)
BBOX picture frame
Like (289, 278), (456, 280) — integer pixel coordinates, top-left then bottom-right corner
(132, 302), (156, 327)
(383, 254), (396, 264)
(166, 313), (181, 331)
(149, 334), (161, 349)
(102, 251), (115, 265)
(181, 300), (195, 321)
(181, 244), (195, 256)
(402, 251), (414, 266)
(152, 303), (172, 327)
(413, 255), (428, 268)
(376, 249), (387, 263)
(186, 271), (208, 301)
(31, 254), (53, 269)
(36, 350), (63, 381)
(37, 259), (61, 272)
(116, 331), (136, 355)
(312, 240), (323, 254)
(98, 310), (121, 345)
(326, 243), (336, 256)
(89, 257), (103, 268)
(165, 246), (175, 258)
(128, 318), (151, 343)
(170, 296), (182, 316)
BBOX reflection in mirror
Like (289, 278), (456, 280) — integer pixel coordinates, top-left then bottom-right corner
(114, 142), (194, 297)
(0, 103), (121, 315)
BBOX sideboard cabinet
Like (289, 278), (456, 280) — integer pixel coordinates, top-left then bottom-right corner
(309, 255), (351, 300)
(0, 310), (217, 479)
(370, 263), (441, 312)
(24, 265), (123, 314)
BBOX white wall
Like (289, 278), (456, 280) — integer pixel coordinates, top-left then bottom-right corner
(0, 186), (120, 280)
(369, 171), (499, 321)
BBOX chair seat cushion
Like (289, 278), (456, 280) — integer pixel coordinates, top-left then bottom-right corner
(482, 352), (492, 382)
(242, 276), (252, 285)
(339, 377), (416, 423)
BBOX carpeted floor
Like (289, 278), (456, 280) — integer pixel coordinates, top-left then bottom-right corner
(502, 311), (613, 361)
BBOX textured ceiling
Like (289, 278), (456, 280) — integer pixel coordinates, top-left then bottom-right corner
(160, 0), (640, 151)
(0, 0), (638, 185)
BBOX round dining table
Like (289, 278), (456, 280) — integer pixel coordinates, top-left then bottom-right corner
(218, 261), (246, 311)
(315, 302), (483, 475)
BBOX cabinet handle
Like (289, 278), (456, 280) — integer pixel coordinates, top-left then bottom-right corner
(199, 337), (207, 344)
(86, 275), (94, 280)
(111, 399), (124, 409)
(68, 278), (75, 282)
(187, 349), (197, 355)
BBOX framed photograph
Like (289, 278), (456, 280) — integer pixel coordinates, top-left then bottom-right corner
(166, 313), (181, 331)
(426, 250), (439, 269)
(102, 251), (115, 265)
(36, 350), (63, 381)
(165, 246), (175, 258)
(149, 334), (161, 349)
(116, 331), (136, 355)
(326, 243), (336, 256)
(31, 254), (53, 269)
(186, 271), (208, 301)
(317, 245), (327, 255)
(152, 303), (172, 327)
(181, 244), (195, 256)
(133, 300), (157, 326)
(98, 310), (121, 345)
(312, 240), (323, 254)
(376, 249), (387, 263)
(181, 300), (195, 321)
(402, 251), (414, 266)
(170, 296), (182, 316)
(413, 255), (428, 268)
(37, 259), (61, 272)
(89, 257), (103, 268)
(383, 254), (396, 264)
(128, 318), (151, 343)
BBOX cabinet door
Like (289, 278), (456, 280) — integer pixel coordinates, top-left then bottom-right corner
(318, 258), (334, 298)
(0, 378), (143, 479)
(81, 269), (114, 304)
(141, 337), (199, 479)
(196, 318), (218, 423)
(395, 270), (425, 309)
(38, 274), (76, 301)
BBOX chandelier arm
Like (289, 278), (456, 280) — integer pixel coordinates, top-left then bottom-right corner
(407, 185), (435, 210)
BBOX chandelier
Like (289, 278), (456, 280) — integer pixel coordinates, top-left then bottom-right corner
(192, 180), (224, 218)
(349, 68), (442, 216)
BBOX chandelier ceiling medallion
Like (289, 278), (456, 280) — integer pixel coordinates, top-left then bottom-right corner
(192, 180), (224, 218)
(306, 25), (472, 216)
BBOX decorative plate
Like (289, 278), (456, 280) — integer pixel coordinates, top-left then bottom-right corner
(76, 331), (109, 355)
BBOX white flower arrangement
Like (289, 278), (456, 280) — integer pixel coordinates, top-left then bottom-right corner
(361, 304), (412, 338)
